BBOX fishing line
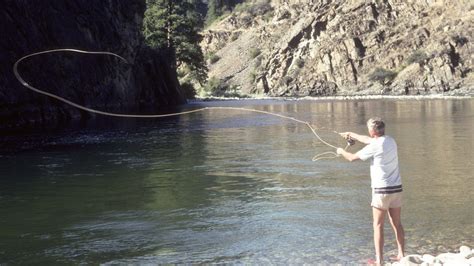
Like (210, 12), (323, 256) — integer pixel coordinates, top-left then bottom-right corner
(13, 49), (348, 161)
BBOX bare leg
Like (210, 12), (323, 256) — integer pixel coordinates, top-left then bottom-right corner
(372, 207), (386, 265)
(388, 207), (405, 260)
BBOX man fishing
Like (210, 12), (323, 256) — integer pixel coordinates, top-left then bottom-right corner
(336, 117), (405, 265)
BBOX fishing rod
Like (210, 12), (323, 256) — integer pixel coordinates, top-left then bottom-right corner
(13, 49), (351, 161)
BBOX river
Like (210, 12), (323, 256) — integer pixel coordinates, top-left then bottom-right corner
(0, 98), (472, 264)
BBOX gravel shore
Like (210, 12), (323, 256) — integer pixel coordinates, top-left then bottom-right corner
(392, 246), (473, 265)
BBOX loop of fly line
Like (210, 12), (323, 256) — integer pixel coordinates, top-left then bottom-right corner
(13, 49), (351, 161)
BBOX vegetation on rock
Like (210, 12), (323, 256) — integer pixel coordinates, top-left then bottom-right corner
(206, 52), (221, 64)
(205, 0), (243, 26)
(234, 0), (272, 16)
(369, 68), (398, 85)
(143, 0), (208, 85)
(202, 76), (244, 97)
(406, 50), (429, 65)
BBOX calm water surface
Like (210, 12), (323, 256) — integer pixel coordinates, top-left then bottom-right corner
(0, 99), (473, 264)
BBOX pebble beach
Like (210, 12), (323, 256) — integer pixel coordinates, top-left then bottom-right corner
(392, 246), (473, 265)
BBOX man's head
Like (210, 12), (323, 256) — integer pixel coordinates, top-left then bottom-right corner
(367, 117), (385, 137)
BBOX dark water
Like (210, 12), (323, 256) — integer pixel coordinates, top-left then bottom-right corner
(0, 99), (473, 264)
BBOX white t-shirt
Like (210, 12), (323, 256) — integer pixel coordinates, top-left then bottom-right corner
(356, 135), (402, 190)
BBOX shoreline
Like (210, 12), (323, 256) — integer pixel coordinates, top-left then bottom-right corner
(191, 93), (473, 102)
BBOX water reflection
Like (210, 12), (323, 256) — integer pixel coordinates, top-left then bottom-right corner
(0, 99), (472, 264)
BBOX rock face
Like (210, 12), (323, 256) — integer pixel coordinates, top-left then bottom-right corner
(201, 0), (473, 96)
(0, 0), (186, 129)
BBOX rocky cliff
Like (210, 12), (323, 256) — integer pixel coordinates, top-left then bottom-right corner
(0, 0), (186, 130)
(201, 0), (473, 96)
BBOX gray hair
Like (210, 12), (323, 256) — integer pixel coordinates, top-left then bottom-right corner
(367, 117), (385, 135)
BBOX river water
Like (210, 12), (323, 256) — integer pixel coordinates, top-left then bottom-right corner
(0, 98), (472, 264)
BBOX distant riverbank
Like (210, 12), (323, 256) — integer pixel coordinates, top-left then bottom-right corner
(192, 93), (472, 102)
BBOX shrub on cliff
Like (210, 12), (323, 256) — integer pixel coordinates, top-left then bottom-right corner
(206, 0), (241, 26)
(202, 77), (244, 97)
(249, 69), (258, 83)
(295, 58), (305, 68)
(206, 52), (221, 64)
(235, 0), (272, 16)
(406, 50), (429, 65)
(202, 76), (222, 96)
(368, 68), (398, 85)
(249, 48), (261, 59)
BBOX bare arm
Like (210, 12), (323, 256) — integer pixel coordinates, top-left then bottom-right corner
(337, 148), (360, 162)
(339, 132), (372, 144)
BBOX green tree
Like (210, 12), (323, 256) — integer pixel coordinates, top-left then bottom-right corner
(205, 0), (243, 25)
(143, 0), (208, 84)
(206, 0), (220, 24)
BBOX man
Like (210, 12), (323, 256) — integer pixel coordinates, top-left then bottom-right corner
(336, 117), (405, 265)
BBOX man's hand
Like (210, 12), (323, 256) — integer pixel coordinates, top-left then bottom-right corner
(336, 148), (344, 155)
(339, 132), (351, 140)
(339, 131), (373, 144)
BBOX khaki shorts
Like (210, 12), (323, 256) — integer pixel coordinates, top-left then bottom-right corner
(371, 192), (402, 210)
